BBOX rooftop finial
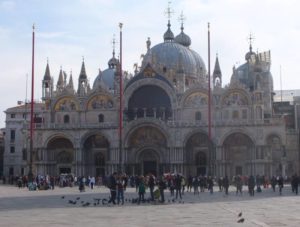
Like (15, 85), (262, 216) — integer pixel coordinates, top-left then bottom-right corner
(82, 56), (85, 62)
(111, 34), (117, 58)
(165, 1), (174, 21)
(163, 1), (174, 41)
(47, 57), (49, 64)
(247, 32), (255, 52)
(178, 11), (186, 31)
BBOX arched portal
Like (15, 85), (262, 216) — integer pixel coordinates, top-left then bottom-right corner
(138, 149), (160, 176)
(46, 137), (74, 175)
(223, 133), (254, 177)
(83, 134), (109, 177)
(185, 132), (213, 176)
(126, 126), (166, 176)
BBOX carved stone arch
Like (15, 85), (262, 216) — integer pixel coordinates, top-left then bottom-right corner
(266, 133), (284, 162)
(45, 135), (75, 172)
(80, 130), (112, 148)
(135, 146), (162, 163)
(124, 78), (177, 109)
(179, 87), (208, 108)
(218, 128), (256, 147)
(125, 122), (170, 147)
(44, 133), (75, 149)
(220, 88), (252, 107)
(84, 91), (115, 111)
(52, 95), (80, 111)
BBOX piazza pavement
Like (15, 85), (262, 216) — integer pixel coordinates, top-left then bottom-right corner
(0, 183), (300, 226)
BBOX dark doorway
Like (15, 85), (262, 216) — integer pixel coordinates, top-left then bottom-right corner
(197, 167), (206, 176)
(96, 167), (105, 177)
(59, 167), (71, 174)
(143, 161), (157, 176)
(235, 166), (243, 175)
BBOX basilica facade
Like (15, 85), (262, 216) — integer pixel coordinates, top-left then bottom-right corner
(3, 19), (299, 179)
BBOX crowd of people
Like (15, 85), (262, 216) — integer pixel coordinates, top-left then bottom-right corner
(1, 173), (300, 203)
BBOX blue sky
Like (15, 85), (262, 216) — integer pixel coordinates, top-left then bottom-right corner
(1, 0), (300, 128)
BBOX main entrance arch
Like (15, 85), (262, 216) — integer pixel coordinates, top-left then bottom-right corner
(82, 134), (109, 177)
(126, 126), (167, 176)
(185, 132), (213, 176)
(46, 137), (74, 175)
(138, 148), (160, 176)
(223, 133), (254, 177)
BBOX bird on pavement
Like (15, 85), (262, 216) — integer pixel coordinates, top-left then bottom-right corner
(61, 196), (65, 199)
(237, 218), (245, 223)
(238, 212), (242, 217)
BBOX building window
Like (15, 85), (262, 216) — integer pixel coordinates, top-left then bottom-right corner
(98, 114), (104, 123)
(195, 111), (201, 121)
(232, 110), (239, 119)
(11, 114), (15, 118)
(10, 146), (15, 153)
(64, 115), (70, 123)
(10, 130), (15, 142)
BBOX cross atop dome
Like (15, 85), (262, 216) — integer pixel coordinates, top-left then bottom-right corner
(164, 1), (174, 20)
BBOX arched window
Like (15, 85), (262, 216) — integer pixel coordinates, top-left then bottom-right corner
(98, 114), (104, 123)
(64, 115), (70, 123)
(195, 111), (201, 121)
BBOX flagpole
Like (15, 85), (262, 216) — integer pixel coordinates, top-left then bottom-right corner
(208, 23), (211, 140)
(28, 24), (35, 183)
(119, 23), (123, 173)
(208, 22), (212, 175)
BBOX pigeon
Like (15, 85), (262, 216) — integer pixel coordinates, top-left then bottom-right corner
(238, 212), (242, 217)
(237, 218), (245, 223)
(94, 203), (97, 206)
(81, 201), (84, 204)
(172, 199), (175, 203)
(82, 202), (90, 207)
(61, 196), (65, 199)
(76, 197), (80, 200)
(68, 200), (74, 204)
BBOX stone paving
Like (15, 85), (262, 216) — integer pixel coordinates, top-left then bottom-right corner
(0, 184), (300, 226)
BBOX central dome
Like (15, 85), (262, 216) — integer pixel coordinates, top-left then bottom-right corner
(142, 42), (206, 81)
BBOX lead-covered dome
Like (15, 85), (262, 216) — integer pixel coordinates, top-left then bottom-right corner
(141, 20), (206, 84)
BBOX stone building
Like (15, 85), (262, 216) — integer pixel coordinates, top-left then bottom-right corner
(3, 18), (299, 179)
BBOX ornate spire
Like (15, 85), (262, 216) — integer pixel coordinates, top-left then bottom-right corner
(68, 70), (74, 90)
(57, 67), (64, 86)
(213, 54), (222, 88)
(163, 1), (174, 42)
(43, 59), (51, 80)
(79, 58), (87, 80)
(213, 54), (222, 75)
